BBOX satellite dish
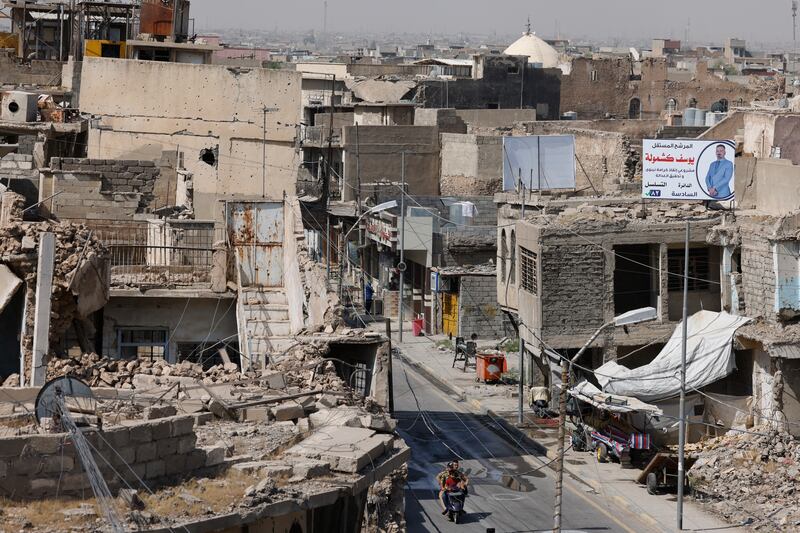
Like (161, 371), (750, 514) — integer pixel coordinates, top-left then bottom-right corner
(35, 376), (96, 425)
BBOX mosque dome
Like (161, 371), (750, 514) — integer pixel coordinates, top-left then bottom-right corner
(504, 25), (560, 68)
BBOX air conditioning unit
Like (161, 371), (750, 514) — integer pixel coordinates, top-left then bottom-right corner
(1, 91), (38, 123)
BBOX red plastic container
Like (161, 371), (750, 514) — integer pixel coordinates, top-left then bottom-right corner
(412, 318), (424, 336)
(476, 353), (505, 382)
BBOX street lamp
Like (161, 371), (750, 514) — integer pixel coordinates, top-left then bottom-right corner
(552, 306), (657, 532)
(338, 201), (398, 301)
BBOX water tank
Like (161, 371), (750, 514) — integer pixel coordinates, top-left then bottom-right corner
(561, 111), (578, 120)
(1, 91), (37, 123)
(705, 112), (726, 127)
(683, 108), (697, 126)
(694, 109), (707, 127)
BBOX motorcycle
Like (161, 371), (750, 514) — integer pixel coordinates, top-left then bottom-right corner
(444, 489), (466, 523)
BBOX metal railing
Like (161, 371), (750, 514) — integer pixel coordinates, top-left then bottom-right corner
(89, 220), (225, 287)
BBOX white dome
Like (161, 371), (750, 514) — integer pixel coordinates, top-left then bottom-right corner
(504, 32), (559, 68)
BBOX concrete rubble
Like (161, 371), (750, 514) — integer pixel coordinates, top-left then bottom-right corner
(688, 427), (800, 530)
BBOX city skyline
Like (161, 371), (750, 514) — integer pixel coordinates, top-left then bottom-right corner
(191, 0), (797, 46)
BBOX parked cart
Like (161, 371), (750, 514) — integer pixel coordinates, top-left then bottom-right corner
(636, 452), (697, 495)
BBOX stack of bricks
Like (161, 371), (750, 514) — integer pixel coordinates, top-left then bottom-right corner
(48, 157), (160, 220)
(0, 415), (224, 500)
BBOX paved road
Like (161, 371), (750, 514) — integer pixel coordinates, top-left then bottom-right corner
(393, 352), (657, 533)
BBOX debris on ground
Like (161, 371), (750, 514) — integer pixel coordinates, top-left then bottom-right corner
(688, 426), (800, 530)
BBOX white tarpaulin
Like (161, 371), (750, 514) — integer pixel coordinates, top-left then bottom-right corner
(596, 310), (752, 402)
(568, 380), (663, 414)
(502, 135), (576, 191)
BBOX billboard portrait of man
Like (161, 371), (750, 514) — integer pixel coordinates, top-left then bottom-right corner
(704, 144), (734, 199)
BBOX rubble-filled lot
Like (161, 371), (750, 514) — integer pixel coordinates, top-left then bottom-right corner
(688, 426), (800, 530)
(0, 338), (407, 532)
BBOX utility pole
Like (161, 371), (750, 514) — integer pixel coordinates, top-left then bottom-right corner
(553, 351), (568, 532)
(356, 123), (364, 309)
(398, 152), (406, 343)
(518, 339), (525, 424)
(677, 220), (690, 530)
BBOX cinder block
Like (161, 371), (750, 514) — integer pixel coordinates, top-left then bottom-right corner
(201, 446), (225, 467)
(157, 437), (179, 458)
(135, 441), (157, 463)
(176, 435), (197, 455)
(145, 460), (165, 479)
(185, 449), (205, 470)
(0, 436), (28, 457)
(164, 454), (186, 476)
(101, 427), (130, 449)
(170, 416), (195, 437)
(128, 423), (153, 443)
(110, 445), (136, 467)
(149, 420), (171, 440)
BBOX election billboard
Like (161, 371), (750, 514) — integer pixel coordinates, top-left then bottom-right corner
(642, 139), (735, 201)
(503, 135), (576, 191)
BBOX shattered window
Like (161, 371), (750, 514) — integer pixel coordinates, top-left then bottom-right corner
(118, 328), (169, 361)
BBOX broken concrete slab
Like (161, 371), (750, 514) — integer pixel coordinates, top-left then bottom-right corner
(270, 401), (304, 422)
(289, 459), (331, 480)
(309, 407), (364, 429)
(0, 264), (22, 314)
(286, 426), (394, 474)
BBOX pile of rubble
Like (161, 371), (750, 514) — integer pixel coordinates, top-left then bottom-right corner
(45, 353), (245, 387)
(688, 426), (800, 530)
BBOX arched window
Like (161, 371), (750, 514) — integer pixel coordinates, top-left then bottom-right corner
(510, 231), (517, 284)
(500, 230), (507, 283)
(665, 98), (677, 114)
(628, 98), (641, 118)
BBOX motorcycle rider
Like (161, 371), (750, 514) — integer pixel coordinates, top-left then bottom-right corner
(437, 460), (469, 516)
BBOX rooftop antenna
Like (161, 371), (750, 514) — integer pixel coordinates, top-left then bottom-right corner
(793, 1), (798, 52)
(323, 0), (328, 36)
(526, 16), (531, 35)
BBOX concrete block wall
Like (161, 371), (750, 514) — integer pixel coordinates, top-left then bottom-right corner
(741, 226), (776, 321)
(540, 244), (607, 337)
(0, 415), (216, 500)
(47, 158), (160, 220)
(0, 153), (38, 206)
(458, 275), (511, 339)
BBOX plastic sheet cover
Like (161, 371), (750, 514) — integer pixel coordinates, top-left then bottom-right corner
(596, 311), (752, 402)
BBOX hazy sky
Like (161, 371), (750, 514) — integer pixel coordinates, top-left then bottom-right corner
(190, 0), (792, 45)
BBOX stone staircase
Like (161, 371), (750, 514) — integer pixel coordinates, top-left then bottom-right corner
(237, 287), (296, 368)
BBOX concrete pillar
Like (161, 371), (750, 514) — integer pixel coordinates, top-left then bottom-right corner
(31, 232), (55, 387)
(210, 241), (227, 293)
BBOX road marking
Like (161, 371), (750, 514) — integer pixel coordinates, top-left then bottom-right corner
(398, 355), (661, 533)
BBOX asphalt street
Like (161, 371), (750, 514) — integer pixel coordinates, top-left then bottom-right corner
(393, 351), (658, 533)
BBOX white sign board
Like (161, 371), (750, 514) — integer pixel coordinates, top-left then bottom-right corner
(642, 139), (735, 201)
(503, 135), (576, 191)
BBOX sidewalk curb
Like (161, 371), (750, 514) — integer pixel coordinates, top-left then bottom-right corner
(395, 348), (666, 530)
(395, 350), (469, 402)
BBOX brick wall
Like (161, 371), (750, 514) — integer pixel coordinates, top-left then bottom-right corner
(0, 415), (221, 500)
(458, 275), (512, 339)
(540, 244), (607, 337)
(45, 158), (161, 220)
(741, 225), (776, 321)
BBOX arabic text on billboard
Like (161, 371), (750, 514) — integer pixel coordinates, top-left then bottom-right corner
(502, 135), (576, 191)
(642, 139), (735, 201)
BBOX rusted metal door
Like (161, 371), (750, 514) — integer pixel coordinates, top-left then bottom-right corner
(442, 292), (458, 337)
(227, 202), (284, 287)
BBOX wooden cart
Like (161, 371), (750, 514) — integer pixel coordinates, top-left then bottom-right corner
(636, 452), (697, 495)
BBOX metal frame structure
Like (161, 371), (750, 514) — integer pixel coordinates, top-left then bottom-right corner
(0, 0), (139, 61)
